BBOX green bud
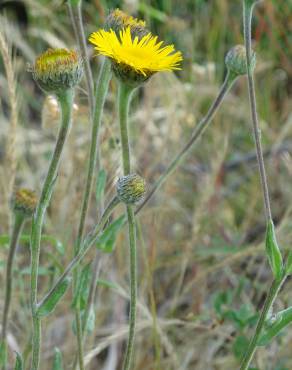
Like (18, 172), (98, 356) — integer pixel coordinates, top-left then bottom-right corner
(225, 45), (256, 76)
(32, 48), (83, 94)
(117, 174), (146, 205)
(12, 188), (37, 218)
(105, 8), (148, 39)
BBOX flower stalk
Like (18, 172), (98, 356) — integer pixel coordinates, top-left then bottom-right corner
(30, 89), (74, 370)
(239, 1), (287, 368)
(136, 70), (237, 214)
(72, 58), (111, 370)
(1, 213), (25, 370)
(118, 82), (138, 370)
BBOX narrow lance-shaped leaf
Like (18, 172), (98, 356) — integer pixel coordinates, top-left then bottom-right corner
(96, 215), (126, 253)
(52, 348), (64, 370)
(284, 251), (292, 275)
(95, 169), (107, 201)
(37, 276), (71, 317)
(258, 306), (292, 346)
(14, 353), (23, 370)
(0, 341), (7, 367)
(71, 263), (91, 310)
(265, 220), (283, 280)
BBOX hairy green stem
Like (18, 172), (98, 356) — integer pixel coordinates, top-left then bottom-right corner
(239, 276), (285, 370)
(68, 0), (94, 115)
(243, 0), (272, 222)
(239, 1), (281, 368)
(72, 58), (111, 370)
(1, 213), (25, 370)
(118, 82), (137, 370)
(136, 70), (236, 214)
(30, 89), (74, 370)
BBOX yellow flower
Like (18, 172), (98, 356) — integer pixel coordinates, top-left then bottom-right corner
(106, 9), (146, 31)
(89, 26), (182, 84)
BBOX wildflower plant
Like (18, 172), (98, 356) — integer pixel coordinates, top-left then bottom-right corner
(0, 2), (291, 370)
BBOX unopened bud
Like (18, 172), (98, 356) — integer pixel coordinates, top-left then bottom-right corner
(116, 174), (146, 205)
(225, 45), (256, 76)
(12, 188), (38, 217)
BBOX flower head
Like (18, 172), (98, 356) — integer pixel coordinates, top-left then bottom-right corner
(89, 26), (182, 86)
(105, 9), (148, 38)
(225, 45), (256, 76)
(117, 174), (146, 205)
(12, 188), (38, 217)
(33, 48), (83, 94)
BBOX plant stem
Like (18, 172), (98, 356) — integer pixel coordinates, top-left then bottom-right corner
(72, 58), (111, 370)
(1, 213), (25, 370)
(30, 89), (74, 370)
(239, 1), (280, 368)
(239, 276), (285, 370)
(68, 0), (94, 116)
(118, 82), (137, 370)
(243, 0), (272, 222)
(136, 71), (236, 214)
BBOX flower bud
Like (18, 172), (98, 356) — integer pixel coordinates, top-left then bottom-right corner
(225, 45), (256, 76)
(105, 8), (148, 39)
(33, 48), (83, 94)
(116, 174), (146, 205)
(12, 188), (38, 217)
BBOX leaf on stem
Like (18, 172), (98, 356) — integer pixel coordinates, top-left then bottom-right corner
(95, 169), (107, 201)
(284, 251), (292, 275)
(96, 215), (126, 253)
(14, 352), (23, 370)
(0, 341), (7, 367)
(71, 262), (92, 310)
(258, 306), (292, 346)
(52, 348), (64, 370)
(265, 220), (283, 280)
(37, 276), (72, 317)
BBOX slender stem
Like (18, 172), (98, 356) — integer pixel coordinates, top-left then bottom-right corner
(239, 1), (278, 368)
(68, 0), (94, 116)
(243, 0), (272, 222)
(1, 213), (25, 370)
(136, 71), (236, 214)
(72, 58), (111, 370)
(239, 276), (285, 370)
(30, 89), (74, 370)
(123, 206), (137, 370)
(118, 82), (137, 370)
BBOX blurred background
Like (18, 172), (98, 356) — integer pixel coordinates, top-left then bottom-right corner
(0, 0), (291, 369)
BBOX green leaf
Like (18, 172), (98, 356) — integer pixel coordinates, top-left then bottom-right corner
(96, 278), (120, 290)
(265, 221), (283, 280)
(258, 306), (292, 346)
(95, 169), (107, 201)
(52, 348), (63, 370)
(14, 352), (23, 370)
(232, 335), (249, 359)
(96, 215), (126, 253)
(37, 277), (71, 317)
(71, 263), (91, 310)
(284, 251), (292, 275)
(84, 307), (95, 334)
(0, 341), (7, 367)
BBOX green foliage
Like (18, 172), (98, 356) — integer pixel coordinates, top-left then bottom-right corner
(37, 277), (72, 317)
(284, 251), (292, 275)
(265, 220), (283, 281)
(52, 348), (63, 370)
(232, 335), (249, 360)
(95, 169), (107, 201)
(72, 263), (92, 310)
(14, 353), (23, 370)
(96, 215), (126, 253)
(258, 307), (292, 346)
(0, 341), (7, 367)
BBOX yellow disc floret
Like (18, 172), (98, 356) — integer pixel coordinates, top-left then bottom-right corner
(89, 26), (182, 85)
